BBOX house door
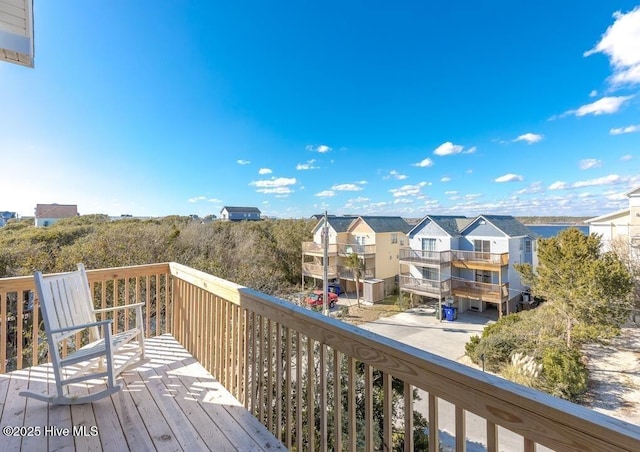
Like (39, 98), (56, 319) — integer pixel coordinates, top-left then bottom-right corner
(422, 238), (436, 259)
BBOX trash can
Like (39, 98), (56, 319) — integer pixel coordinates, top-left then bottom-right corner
(443, 306), (457, 321)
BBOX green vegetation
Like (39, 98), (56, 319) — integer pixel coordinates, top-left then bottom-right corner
(466, 228), (634, 402)
(0, 216), (314, 296)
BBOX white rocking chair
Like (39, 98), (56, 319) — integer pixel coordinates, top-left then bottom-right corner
(20, 263), (146, 405)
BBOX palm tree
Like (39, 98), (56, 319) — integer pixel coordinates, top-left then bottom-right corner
(345, 252), (365, 308)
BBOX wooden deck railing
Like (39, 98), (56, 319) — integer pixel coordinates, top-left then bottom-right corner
(399, 248), (452, 265)
(301, 262), (339, 279)
(451, 279), (509, 303)
(2, 263), (640, 451)
(451, 250), (509, 266)
(302, 242), (339, 255)
(399, 273), (451, 296)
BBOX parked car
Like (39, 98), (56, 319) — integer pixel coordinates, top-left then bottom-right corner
(305, 291), (338, 310)
(328, 283), (343, 295)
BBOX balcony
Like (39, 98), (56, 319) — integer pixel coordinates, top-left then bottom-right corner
(338, 265), (376, 281)
(451, 250), (509, 270)
(451, 279), (509, 304)
(399, 274), (451, 298)
(302, 262), (339, 280)
(302, 241), (338, 256)
(399, 248), (452, 266)
(338, 243), (376, 257)
(1, 263), (639, 451)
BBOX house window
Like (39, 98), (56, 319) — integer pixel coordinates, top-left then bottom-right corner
(422, 267), (437, 281)
(475, 270), (492, 284)
(391, 233), (398, 244)
(421, 238), (436, 252)
(474, 239), (490, 259)
(525, 239), (532, 253)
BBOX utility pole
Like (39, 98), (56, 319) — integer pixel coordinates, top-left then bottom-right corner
(323, 210), (329, 316)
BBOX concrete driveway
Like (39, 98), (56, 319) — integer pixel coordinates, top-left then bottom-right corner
(358, 305), (552, 452)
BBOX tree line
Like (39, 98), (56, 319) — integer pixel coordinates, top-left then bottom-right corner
(0, 215), (314, 296)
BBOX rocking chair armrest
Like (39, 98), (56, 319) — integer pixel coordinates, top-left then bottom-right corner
(93, 302), (145, 314)
(48, 319), (114, 335)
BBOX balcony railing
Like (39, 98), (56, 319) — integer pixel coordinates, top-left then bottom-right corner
(399, 274), (451, 296)
(2, 263), (640, 451)
(302, 242), (338, 255)
(337, 265), (375, 280)
(451, 279), (509, 303)
(301, 262), (339, 279)
(399, 248), (452, 265)
(338, 243), (376, 256)
(451, 249), (509, 266)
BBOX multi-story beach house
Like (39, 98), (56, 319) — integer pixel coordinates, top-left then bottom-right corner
(302, 215), (411, 301)
(399, 214), (537, 316)
(586, 185), (640, 252)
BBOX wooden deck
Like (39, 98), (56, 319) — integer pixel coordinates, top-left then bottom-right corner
(0, 335), (284, 452)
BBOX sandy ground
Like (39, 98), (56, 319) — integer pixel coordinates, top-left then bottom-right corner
(582, 325), (640, 426)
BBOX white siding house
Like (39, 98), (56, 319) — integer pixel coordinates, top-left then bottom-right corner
(0, 0), (34, 67)
(587, 186), (640, 251)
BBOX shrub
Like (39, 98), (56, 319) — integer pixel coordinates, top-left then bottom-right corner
(540, 346), (588, 402)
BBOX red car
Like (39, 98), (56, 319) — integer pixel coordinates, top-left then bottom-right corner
(305, 291), (338, 309)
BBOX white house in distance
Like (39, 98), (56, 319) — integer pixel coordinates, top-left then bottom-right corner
(34, 204), (78, 227)
(586, 185), (640, 252)
(220, 206), (261, 221)
(0, 0), (34, 67)
(399, 214), (537, 317)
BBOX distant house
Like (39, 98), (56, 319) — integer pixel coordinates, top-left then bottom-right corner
(587, 185), (640, 251)
(220, 206), (261, 221)
(0, 211), (17, 227)
(34, 204), (78, 227)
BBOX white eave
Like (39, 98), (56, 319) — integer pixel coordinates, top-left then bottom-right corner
(0, 0), (34, 68)
(585, 208), (630, 224)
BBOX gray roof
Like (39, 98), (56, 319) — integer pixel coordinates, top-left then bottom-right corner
(221, 206), (261, 214)
(477, 215), (537, 237)
(326, 216), (358, 233)
(359, 216), (411, 233)
(429, 215), (469, 236)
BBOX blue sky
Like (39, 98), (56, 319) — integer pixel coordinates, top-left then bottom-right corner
(2, 1), (640, 219)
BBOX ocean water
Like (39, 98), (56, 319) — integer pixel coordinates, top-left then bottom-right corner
(527, 224), (589, 238)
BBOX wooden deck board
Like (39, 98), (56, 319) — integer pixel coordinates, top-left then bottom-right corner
(0, 335), (284, 451)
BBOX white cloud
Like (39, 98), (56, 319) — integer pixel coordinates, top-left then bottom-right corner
(589, 89), (598, 97)
(562, 96), (633, 117)
(296, 159), (318, 170)
(494, 173), (524, 183)
(413, 157), (434, 167)
(384, 170), (408, 180)
(250, 177), (296, 188)
(348, 196), (370, 203)
(237, 159), (251, 165)
(389, 182), (428, 197)
(549, 181), (569, 190)
(306, 144), (332, 153)
(464, 146), (477, 154)
(315, 190), (335, 198)
(513, 133), (543, 144)
(331, 183), (363, 191)
(584, 7), (640, 86)
(433, 142), (464, 156)
(188, 196), (207, 203)
(621, 154), (633, 160)
(610, 124), (640, 135)
(258, 168), (272, 175)
(394, 198), (414, 204)
(440, 176), (451, 182)
(573, 174), (621, 188)
(579, 158), (602, 170)
(208, 198), (222, 203)
(515, 181), (544, 195)
(256, 187), (293, 195)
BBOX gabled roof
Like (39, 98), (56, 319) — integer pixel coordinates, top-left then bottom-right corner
(35, 204), (78, 219)
(409, 215), (468, 237)
(312, 216), (358, 234)
(461, 214), (535, 238)
(354, 216), (411, 233)
(624, 185), (640, 197)
(220, 206), (261, 214)
(585, 208), (630, 224)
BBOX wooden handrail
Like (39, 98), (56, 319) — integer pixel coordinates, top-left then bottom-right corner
(168, 262), (640, 452)
(2, 262), (640, 451)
